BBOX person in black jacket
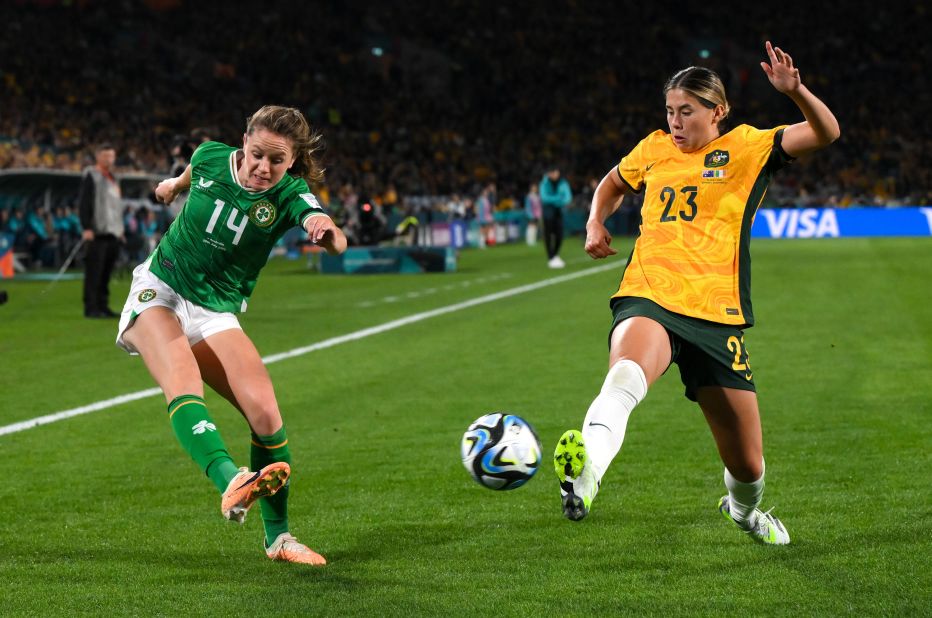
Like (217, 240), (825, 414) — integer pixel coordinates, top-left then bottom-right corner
(78, 143), (124, 318)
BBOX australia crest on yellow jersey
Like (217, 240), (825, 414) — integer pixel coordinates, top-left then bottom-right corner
(702, 149), (729, 181)
(704, 150), (729, 167)
(249, 200), (277, 228)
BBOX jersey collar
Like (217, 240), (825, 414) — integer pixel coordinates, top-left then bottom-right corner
(228, 150), (273, 196)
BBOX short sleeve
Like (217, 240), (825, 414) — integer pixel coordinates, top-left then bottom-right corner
(616, 136), (651, 193)
(281, 178), (328, 228)
(190, 141), (229, 168)
(741, 126), (794, 174)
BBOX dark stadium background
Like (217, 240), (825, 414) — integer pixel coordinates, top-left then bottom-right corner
(2, 0), (929, 201)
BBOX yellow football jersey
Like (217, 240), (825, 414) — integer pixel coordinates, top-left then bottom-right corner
(614, 124), (792, 326)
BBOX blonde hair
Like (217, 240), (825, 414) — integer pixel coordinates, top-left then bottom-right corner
(245, 105), (325, 184)
(664, 66), (731, 127)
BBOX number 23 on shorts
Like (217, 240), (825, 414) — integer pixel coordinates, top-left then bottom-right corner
(727, 335), (753, 381)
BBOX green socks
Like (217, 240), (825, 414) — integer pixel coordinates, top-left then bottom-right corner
(251, 426), (291, 545)
(167, 394), (294, 540)
(168, 395), (238, 492)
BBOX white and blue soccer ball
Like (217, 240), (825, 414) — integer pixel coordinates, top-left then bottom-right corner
(461, 413), (542, 490)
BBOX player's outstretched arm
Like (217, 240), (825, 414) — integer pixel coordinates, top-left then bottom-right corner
(761, 41), (840, 158)
(154, 164), (192, 204)
(584, 167), (627, 259)
(305, 214), (347, 255)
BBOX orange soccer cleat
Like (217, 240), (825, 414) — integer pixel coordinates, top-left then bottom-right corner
(265, 533), (327, 565)
(221, 463), (290, 524)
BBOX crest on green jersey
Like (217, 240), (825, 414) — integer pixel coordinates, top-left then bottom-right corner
(138, 289), (157, 303)
(249, 200), (277, 228)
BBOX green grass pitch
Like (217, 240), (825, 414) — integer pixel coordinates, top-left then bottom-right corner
(0, 238), (929, 616)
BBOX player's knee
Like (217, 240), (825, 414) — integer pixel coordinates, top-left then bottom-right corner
(238, 391), (281, 434)
(601, 359), (648, 403)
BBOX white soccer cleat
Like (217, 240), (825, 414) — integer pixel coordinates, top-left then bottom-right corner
(718, 495), (791, 545)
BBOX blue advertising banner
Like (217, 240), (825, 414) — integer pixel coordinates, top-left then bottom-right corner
(751, 207), (932, 238)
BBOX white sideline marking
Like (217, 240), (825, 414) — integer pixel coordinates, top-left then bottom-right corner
(355, 272), (512, 307)
(0, 262), (618, 437)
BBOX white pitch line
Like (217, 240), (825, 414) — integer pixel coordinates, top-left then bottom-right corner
(0, 261), (618, 437)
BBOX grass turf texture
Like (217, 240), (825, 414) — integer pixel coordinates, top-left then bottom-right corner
(0, 239), (929, 616)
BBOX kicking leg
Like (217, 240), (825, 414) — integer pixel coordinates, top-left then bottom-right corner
(555, 317), (671, 520)
(193, 329), (324, 563)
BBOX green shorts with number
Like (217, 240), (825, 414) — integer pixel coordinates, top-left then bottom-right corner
(610, 297), (756, 402)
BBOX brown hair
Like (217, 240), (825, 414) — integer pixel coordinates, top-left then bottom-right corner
(245, 105), (324, 184)
(663, 66), (730, 128)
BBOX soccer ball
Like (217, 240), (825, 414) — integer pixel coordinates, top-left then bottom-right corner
(461, 413), (542, 490)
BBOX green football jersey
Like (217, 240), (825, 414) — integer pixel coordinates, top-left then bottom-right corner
(149, 141), (326, 313)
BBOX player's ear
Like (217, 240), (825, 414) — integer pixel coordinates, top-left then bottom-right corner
(712, 105), (725, 125)
(242, 133), (248, 148)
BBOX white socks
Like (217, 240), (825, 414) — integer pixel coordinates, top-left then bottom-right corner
(724, 460), (766, 526)
(581, 359), (648, 481)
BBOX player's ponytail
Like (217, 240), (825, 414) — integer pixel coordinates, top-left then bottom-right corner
(245, 105), (325, 185)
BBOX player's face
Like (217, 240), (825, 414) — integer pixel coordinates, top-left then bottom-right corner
(239, 129), (296, 190)
(665, 89), (723, 153)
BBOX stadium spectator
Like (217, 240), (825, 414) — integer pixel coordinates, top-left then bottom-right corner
(554, 42), (840, 545)
(524, 182), (542, 245)
(4, 208), (27, 253)
(25, 205), (55, 267)
(78, 143), (124, 319)
(138, 206), (160, 255)
(166, 135), (194, 219)
(447, 193), (467, 222)
(475, 182), (496, 248)
(539, 164), (572, 268)
(52, 205), (82, 266)
(122, 205), (143, 264)
(115, 105), (345, 566)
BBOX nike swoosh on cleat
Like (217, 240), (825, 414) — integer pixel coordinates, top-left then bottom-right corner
(233, 471), (260, 491)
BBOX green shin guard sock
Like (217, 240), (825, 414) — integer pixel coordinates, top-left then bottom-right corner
(168, 395), (238, 492)
(251, 427), (291, 545)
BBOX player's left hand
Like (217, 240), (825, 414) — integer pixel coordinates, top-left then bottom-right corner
(761, 41), (801, 94)
(305, 215), (346, 254)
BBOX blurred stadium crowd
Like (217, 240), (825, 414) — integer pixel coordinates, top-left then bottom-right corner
(1, 1), (930, 264)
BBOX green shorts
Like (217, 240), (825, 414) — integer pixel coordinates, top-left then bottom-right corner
(610, 297), (756, 402)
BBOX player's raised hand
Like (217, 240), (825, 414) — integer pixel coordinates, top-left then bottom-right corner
(154, 178), (179, 204)
(761, 41), (801, 94)
(585, 220), (617, 259)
